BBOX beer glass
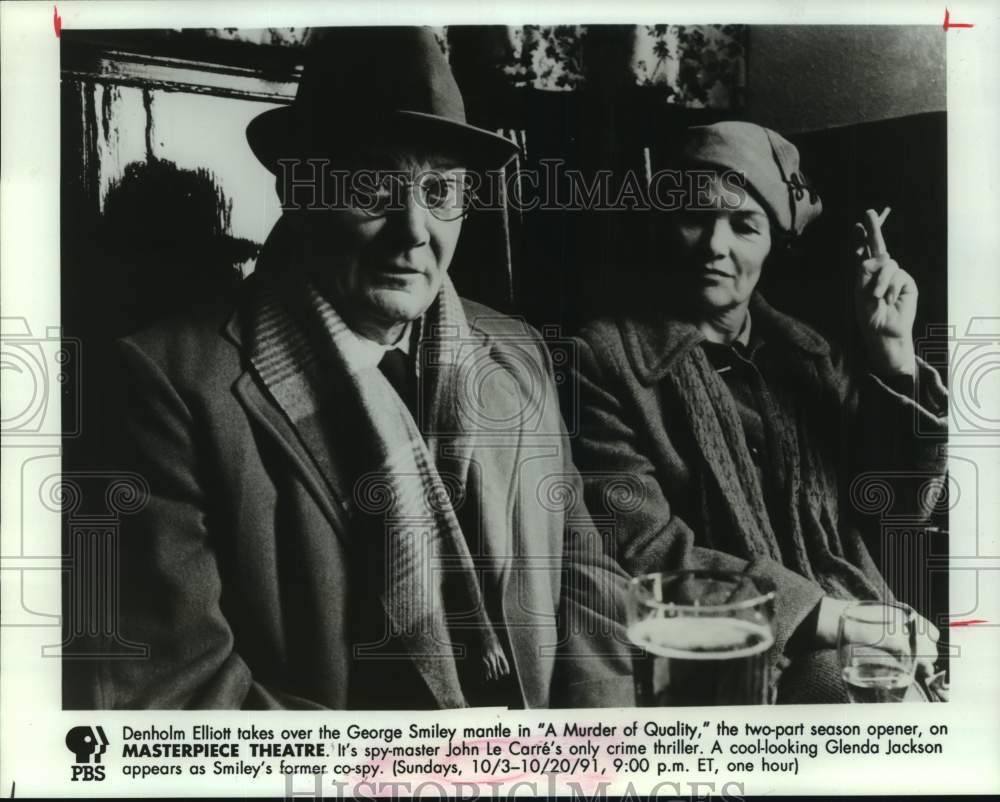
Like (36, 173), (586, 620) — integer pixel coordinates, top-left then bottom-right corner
(627, 571), (776, 706)
(838, 601), (917, 703)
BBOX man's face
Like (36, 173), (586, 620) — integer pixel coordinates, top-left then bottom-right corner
(296, 148), (467, 342)
(671, 174), (772, 314)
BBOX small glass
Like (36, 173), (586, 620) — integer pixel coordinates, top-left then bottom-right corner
(627, 571), (776, 706)
(838, 601), (917, 703)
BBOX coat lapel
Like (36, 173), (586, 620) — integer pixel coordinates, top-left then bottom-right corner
(422, 322), (532, 705)
(423, 326), (522, 591)
(226, 277), (537, 706)
(223, 295), (355, 546)
(620, 314), (702, 385)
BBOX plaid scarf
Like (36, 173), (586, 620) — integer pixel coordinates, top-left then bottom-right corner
(247, 271), (509, 708)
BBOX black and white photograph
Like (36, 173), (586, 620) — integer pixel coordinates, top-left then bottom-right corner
(59, 20), (950, 711)
(2, 2), (999, 799)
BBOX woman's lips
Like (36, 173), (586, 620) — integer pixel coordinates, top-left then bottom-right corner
(380, 263), (422, 273)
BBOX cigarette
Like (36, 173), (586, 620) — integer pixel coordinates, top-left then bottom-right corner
(927, 669), (947, 685)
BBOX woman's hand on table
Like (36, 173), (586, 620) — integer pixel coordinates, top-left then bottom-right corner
(814, 596), (940, 682)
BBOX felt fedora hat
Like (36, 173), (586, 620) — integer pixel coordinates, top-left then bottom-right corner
(247, 26), (520, 173)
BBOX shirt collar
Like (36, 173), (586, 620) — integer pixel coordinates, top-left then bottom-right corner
(700, 311), (761, 370)
(324, 303), (413, 375)
(736, 310), (752, 347)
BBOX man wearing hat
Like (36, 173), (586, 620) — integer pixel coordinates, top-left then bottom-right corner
(567, 121), (948, 702)
(97, 27), (633, 709)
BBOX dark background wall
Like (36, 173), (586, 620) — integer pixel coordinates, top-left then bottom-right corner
(746, 25), (946, 134)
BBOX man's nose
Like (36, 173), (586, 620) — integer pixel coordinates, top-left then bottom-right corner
(387, 187), (431, 249)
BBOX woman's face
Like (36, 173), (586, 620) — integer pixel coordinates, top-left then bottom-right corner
(671, 174), (773, 314)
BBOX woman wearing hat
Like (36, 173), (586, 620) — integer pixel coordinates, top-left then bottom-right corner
(569, 121), (948, 702)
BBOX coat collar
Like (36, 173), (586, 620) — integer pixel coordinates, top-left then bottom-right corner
(220, 276), (356, 542)
(620, 292), (831, 385)
(223, 271), (528, 704)
(219, 268), (506, 549)
(222, 302), (242, 348)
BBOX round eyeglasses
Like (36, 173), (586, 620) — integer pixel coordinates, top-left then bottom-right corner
(347, 170), (475, 222)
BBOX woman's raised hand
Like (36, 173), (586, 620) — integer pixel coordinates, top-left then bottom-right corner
(853, 207), (918, 377)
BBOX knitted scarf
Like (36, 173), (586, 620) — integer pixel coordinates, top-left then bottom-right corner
(665, 308), (886, 602)
(247, 270), (508, 708)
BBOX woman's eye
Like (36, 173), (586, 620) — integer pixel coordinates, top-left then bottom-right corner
(733, 219), (761, 235)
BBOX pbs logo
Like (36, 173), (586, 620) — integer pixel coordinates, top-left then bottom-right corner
(66, 725), (108, 781)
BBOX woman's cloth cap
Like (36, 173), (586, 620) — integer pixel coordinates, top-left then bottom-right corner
(681, 121), (822, 235)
